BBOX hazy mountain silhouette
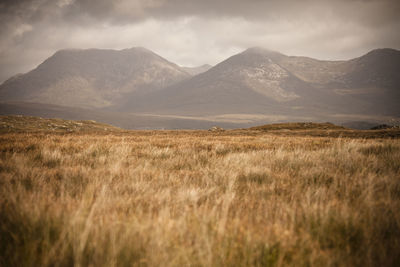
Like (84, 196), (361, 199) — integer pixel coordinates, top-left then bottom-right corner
(0, 47), (399, 129)
(0, 47), (190, 108)
(121, 47), (400, 117)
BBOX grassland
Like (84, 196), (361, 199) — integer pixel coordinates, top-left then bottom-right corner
(0, 116), (400, 266)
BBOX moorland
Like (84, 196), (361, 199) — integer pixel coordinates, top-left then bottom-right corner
(1, 116), (399, 266)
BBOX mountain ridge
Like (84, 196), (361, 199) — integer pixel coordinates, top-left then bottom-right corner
(0, 47), (191, 108)
(119, 47), (400, 117)
(0, 47), (399, 128)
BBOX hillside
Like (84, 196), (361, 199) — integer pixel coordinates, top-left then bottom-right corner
(0, 47), (190, 108)
(243, 122), (400, 138)
(119, 48), (307, 115)
(0, 47), (399, 129)
(122, 47), (400, 119)
(2, 114), (399, 138)
(0, 115), (122, 133)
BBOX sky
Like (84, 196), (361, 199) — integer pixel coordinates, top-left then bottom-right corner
(0, 0), (399, 83)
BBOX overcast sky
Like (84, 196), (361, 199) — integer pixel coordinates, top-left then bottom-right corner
(0, 0), (399, 83)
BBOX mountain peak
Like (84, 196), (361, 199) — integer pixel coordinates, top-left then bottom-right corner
(237, 47), (286, 63)
(243, 47), (284, 56)
(123, 46), (153, 53)
(0, 46), (191, 109)
(213, 47), (285, 69)
(367, 48), (399, 54)
(52, 47), (155, 56)
(359, 48), (400, 61)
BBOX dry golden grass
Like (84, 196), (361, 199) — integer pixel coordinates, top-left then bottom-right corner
(1, 125), (400, 266)
(0, 115), (122, 133)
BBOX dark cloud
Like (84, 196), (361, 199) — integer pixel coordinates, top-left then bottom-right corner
(2, 0), (400, 26)
(29, 0), (400, 26)
(0, 0), (399, 83)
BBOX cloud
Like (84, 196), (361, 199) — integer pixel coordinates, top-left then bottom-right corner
(0, 0), (399, 83)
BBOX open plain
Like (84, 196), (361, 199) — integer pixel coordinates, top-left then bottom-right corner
(0, 116), (400, 266)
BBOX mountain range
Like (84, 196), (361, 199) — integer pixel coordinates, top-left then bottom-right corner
(0, 46), (399, 129)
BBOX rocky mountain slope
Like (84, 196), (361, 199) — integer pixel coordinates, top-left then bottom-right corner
(0, 47), (190, 108)
(0, 47), (399, 129)
(121, 47), (400, 118)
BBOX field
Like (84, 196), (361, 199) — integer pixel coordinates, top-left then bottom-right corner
(1, 116), (400, 266)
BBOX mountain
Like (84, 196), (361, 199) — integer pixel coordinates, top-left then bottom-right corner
(277, 48), (400, 115)
(121, 47), (400, 119)
(0, 47), (190, 108)
(182, 64), (213, 75)
(118, 48), (308, 115)
(0, 47), (399, 129)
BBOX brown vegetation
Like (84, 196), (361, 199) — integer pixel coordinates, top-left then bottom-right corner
(0, 117), (400, 266)
(249, 122), (345, 131)
(0, 115), (122, 133)
(245, 122), (400, 139)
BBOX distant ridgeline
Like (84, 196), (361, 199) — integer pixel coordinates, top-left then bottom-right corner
(0, 47), (399, 129)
